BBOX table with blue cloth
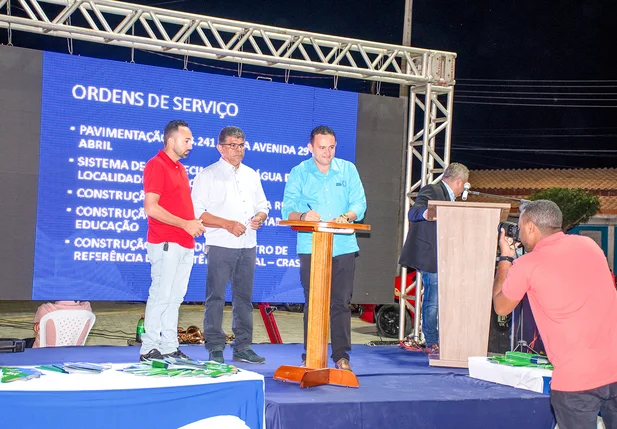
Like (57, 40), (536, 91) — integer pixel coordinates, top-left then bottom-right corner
(0, 363), (264, 429)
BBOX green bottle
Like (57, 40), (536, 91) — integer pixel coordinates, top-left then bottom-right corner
(136, 314), (145, 342)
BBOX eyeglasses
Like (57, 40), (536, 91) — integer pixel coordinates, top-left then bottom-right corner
(219, 143), (246, 150)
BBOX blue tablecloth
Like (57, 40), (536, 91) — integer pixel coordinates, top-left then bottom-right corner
(0, 363), (264, 429)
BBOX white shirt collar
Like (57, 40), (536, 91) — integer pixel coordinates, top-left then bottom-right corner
(218, 157), (242, 171)
(442, 181), (455, 201)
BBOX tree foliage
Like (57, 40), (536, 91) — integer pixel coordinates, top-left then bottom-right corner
(529, 188), (601, 231)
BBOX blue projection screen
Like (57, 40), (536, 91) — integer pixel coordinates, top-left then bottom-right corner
(33, 52), (358, 302)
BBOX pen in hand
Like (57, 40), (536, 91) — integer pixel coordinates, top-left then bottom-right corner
(246, 214), (264, 231)
(306, 204), (322, 221)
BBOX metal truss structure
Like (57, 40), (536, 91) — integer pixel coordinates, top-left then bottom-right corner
(0, 0), (456, 341)
(0, 0), (455, 85)
(399, 84), (454, 341)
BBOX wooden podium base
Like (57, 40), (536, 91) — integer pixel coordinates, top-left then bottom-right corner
(273, 365), (359, 388)
(428, 358), (469, 368)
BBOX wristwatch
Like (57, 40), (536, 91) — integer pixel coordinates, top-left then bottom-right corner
(340, 213), (350, 222)
(498, 256), (514, 263)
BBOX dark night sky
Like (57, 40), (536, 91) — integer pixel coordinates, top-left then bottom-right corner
(2, 0), (615, 170)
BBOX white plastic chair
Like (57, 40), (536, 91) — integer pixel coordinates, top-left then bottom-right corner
(38, 309), (96, 347)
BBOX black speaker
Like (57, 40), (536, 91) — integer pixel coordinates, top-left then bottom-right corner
(488, 307), (511, 354)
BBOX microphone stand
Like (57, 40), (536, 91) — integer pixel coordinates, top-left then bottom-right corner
(467, 190), (531, 205)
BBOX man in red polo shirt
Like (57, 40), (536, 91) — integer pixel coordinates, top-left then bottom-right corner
(493, 200), (617, 429)
(140, 119), (205, 362)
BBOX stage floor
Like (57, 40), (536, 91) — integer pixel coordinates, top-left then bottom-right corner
(0, 344), (555, 429)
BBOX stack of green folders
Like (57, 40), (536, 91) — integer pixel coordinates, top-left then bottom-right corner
(488, 351), (553, 370)
(0, 367), (42, 383)
(121, 357), (239, 378)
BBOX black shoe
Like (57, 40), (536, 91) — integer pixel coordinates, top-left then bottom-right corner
(335, 357), (352, 372)
(233, 348), (265, 364)
(209, 349), (224, 363)
(163, 349), (191, 360)
(140, 349), (164, 362)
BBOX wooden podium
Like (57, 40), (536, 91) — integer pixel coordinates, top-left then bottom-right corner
(273, 220), (371, 388)
(426, 201), (510, 368)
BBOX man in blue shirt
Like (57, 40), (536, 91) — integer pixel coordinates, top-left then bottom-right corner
(282, 125), (366, 371)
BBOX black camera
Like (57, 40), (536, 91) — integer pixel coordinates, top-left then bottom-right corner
(499, 221), (520, 243)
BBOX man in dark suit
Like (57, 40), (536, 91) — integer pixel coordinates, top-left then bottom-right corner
(399, 163), (469, 354)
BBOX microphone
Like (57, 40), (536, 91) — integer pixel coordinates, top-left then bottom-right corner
(461, 182), (470, 201)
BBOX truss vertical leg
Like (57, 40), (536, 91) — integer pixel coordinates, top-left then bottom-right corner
(399, 83), (455, 342)
(398, 85), (413, 341)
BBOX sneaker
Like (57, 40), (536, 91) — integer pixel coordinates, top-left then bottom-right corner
(233, 348), (266, 364)
(164, 349), (191, 360)
(140, 348), (164, 362)
(335, 357), (352, 372)
(209, 349), (224, 364)
(400, 337), (425, 352)
(424, 344), (439, 356)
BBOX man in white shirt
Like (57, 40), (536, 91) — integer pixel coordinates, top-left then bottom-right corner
(192, 126), (269, 364)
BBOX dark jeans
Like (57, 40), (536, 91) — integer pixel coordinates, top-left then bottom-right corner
(419, 270), (439, 346)
(204, 246), (256, 352)
(551, 381), (617, 429)
(299, 252), (356, 363)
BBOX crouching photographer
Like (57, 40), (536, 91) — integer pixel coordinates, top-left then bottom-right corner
(492, 200), (617, 429)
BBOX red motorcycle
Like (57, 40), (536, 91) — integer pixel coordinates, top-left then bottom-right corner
(359, 271), (417, 338)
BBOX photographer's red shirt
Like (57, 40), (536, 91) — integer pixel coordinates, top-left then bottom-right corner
(502, 232), (617, 392)
(143, 150), (195, 249)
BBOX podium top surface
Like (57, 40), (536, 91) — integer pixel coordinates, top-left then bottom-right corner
(427, 201), (511, 221)
(279, 220), (371, 234)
